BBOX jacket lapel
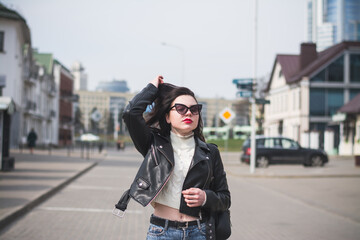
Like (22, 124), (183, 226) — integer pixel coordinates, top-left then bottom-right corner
(190, 138), (211, 169)
(153, 133), (175, 165)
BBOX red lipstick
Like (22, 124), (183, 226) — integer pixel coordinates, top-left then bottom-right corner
(183, 118), (193, 124)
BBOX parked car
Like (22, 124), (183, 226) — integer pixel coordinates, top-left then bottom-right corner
(241, 136), (328, 167)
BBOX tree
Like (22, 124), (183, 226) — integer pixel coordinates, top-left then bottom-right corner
(74, 106), (84, 134)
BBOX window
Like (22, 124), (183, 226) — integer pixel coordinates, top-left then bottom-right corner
(310, 89), (325, 115)
(310, 88), (343, 116)
(310, 55), (344, 82)
(328, 56), (344, 82)
(264, 138), (274, 148)
(312, 69), (326, 82)
(328, 89), (343, 115)
(350, 89), (360, 100)
(282, 139), (298, 149)
(0, 32), (4, 52)
(350, 54), (360, 83)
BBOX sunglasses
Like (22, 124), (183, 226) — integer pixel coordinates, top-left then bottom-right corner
(169, 103), (202, 115)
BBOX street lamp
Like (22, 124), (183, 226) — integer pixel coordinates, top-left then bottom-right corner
(161, 42), (185, 86)
(250, 0), (258, 174)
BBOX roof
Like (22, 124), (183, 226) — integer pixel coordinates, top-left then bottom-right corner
(53, 59), (72, 75)
(277, 55), (299, 81)
(0, 3), (26, 22)
(265, 41), (360, 92)
(0, 3), (31, 43)
(33, 52), (53, 75)
(338, 93), (360, 114)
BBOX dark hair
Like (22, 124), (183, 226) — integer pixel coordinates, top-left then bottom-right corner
(146, 83), (205, 142)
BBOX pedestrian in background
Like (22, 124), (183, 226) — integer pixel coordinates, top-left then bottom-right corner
(27, 128), (37, 154)
(115, 76), (231, 239)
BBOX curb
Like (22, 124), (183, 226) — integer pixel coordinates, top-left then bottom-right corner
(0, 161), (99, 233)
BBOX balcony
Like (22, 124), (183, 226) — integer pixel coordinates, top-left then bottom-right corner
(48, 110), (56, 118)
(24, 100), (36, 113)
(47, 85), (57, 97)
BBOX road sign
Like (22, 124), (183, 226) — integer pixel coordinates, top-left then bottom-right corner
(233, 78), (253, 91)
(232, 78), (253, 84)
(255, 98), (270, 105)
(91, 110), (102, 122)
(237, 91), (252, 98)
(219, 107), (235, 124)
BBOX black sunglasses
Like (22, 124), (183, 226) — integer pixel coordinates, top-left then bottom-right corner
(169, 103), (202, 115)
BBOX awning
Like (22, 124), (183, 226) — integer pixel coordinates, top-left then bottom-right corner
(0, 97), (16, 114)
(80, 133), (100, 142)
(331, 113), (346, 122)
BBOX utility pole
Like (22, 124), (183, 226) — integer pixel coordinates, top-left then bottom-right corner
(250, 0), (258, 174)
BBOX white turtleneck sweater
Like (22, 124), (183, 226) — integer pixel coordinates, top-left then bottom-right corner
(154, 131), (195, 209)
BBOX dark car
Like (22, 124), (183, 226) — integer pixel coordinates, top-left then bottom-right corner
(241, 136), (328, 167)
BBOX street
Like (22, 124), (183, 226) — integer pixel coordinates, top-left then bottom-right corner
(0, 148), (360, 240)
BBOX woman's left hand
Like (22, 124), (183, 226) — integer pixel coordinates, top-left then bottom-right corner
(182, 188), (206, 207)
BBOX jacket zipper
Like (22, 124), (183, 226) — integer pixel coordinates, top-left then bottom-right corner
(151, 145), (159, 166)
(146, 146), (174, 206)
(181, 155), (211, 216)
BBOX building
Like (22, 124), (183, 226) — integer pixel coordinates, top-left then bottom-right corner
(76, 89), (243, 140)
(25, 51), (57, 147)
(71, 61), (87, 91)
(336, 93), (360, 155)
(34, 52), (75, 147)
(307, 0), (360, 51)
(76, 90), (135, 136)
(264, 41), (360, 154)
(95, 80), (129, 93)
(54, 60), (75, 146)
(0, 3), (38, 148)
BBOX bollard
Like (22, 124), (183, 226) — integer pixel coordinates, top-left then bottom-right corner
(355, 155), (360, 167)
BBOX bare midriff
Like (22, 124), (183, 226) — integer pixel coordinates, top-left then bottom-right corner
(153, 202), (198, 222)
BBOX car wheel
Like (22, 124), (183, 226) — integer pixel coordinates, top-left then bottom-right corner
(256, 156), (269, 168)
(310, 155), (324, 167)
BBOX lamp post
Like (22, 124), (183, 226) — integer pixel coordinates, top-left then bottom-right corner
(161, 42), (185, 86)
(250, 0), (258, 174)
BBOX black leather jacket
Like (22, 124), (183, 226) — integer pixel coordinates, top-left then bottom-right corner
(117, 83), (230, 220)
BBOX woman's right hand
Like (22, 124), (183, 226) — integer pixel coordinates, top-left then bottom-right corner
(150, 75), (164, 88)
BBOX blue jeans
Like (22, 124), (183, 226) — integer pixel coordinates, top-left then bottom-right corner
(146, 222), (207, 240)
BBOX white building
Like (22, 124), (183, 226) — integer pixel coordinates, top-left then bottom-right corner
(264, 42), (360, 155)
(0, 4), (58, 148)
(0, 4), (31, 147)
(71, 61), (87, 91)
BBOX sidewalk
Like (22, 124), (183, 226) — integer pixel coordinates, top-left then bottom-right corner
(0, 149), (103, 232)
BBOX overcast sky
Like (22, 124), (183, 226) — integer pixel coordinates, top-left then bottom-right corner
(3, 0), (306, 99)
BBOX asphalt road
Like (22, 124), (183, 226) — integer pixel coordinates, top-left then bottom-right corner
(0, 148), (359, 240)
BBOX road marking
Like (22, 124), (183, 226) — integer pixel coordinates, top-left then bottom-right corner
(37, 206), (143, 214)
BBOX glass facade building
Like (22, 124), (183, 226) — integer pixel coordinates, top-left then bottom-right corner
(307, 0), (360, 50)
(95, 80), (129, 93)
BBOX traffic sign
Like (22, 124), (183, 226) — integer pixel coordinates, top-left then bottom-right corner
(237, 91), (252, 98)
(219, 107), (235, 124)
(91, 110), (102, 122)
(233, 78), (253, 91)
(255, 98), (270, 105)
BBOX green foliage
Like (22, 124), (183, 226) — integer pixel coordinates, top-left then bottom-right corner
(206, 139), (245, 152)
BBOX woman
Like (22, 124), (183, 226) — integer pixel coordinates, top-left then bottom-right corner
(115, 76), (230, 239)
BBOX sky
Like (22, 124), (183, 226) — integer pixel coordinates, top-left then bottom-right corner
(3, 0), (306, 99)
